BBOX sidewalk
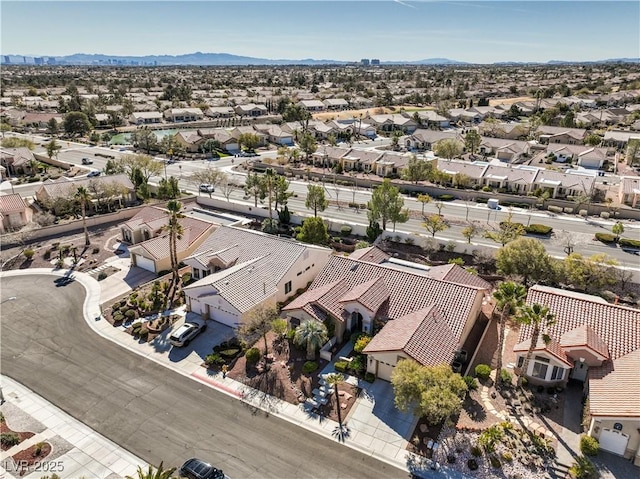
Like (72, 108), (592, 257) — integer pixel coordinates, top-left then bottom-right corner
(1, 268), (470, 479)
(0, 376), (143, 479)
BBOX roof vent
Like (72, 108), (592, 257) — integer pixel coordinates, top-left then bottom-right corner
(350, 263), (359, 272)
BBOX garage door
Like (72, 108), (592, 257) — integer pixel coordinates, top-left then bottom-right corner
(376, 361), (395, 382)
(599, 429), (629, 456)
(134, 254), (156, 272)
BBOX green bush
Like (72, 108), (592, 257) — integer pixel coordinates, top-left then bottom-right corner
(43, 250), (51, 260)
(364, 372), (375, 383)
(286, 328), (296, 340)
(475, 364), (492, 380)
(23, 249), (35, 260)
(500, 369), (512, 384)
(97, 272), (107, 281)
(619, 238), (640, 249)
(0, 432), (19, 447)
(580, 435), (599, 456)
(525, 224), (553, 235)
(302, 361), (318, 374)
(245, 347), (261, 364)
(463, 375), (478, 390)
(438, 194), (455, 201)
(569, 455), (597, 479)
(334, 360), (349, 372)
(595, 232), (617, 244)
(354, 335), (372, 353)
(350, 331), (364, 344)
(470, 445), (483, 457)
(489, 455), (502, 468)
(205, 353), (225, 367)
(349, 355), (365, 374)
(138, 327), (149, 338)
(340, 225), (352, 236)
(113, 313), (124, 323)
(125, 309), (137, 319)
(219, 347), (241, 359)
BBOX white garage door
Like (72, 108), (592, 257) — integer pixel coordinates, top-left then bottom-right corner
(134, 254), (156, 272)
(599, 429), (629, 456)
(376, 361), (395, 382)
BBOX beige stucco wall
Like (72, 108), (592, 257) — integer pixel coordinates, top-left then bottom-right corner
(276, 247), (332, 304)
(589, 416), (640, 461)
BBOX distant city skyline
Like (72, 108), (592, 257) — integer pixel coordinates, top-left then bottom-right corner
(2, 1), (639, 64)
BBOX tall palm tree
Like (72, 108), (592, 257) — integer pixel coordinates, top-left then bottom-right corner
(493, 281), (526, 388)
(326, 372), (345, 426)
(163, 200), (184, 308)
(264, 168), (275, 221)
(75, 186), (92, 246)
(125, 462), (176, 479)
(294, 320), (328, 360)
(516, 303), (556, 387)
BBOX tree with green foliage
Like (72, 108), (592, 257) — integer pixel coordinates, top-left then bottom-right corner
(47, 117), (59, 135)
(367, 179), (408, 231)
(244, 172), (264, 207)
(612, 221), (624, 240)
(297, 216), (329, 245)
(294, 319), (328, 360)
(238, 132), (261, 152)
(124, 462), (176, 479)
(562, 253), (618, 294)
(401, 155), (432, 184)
(464, 129), (482, 156)
(120, 154), (163, 185)
(74, 187), (92, 246)
(434, 138), (464, 159)
(516, 304), (556, 386)
(391, 361), (467, 425)
(417, 193), (432, 217)
(496, 237), (553, 286)
(626, 138), (640, 166)
(104, 159), (125, 176)
(422, 214), (449, 238)
(45, 138), (62, 159)
(157, 176), (180, 200)
(493, 281), (526, 389)
(273, 175), (292, 212)
(484, 212), (526, 246)
(263, 168), (277, 221)
(163, 200), (184, 308)
(1, 137), (35, 150)
(461, 222), (480, 243)
(130, 128), (158, 154)
(63, 111), (92, 137)
(238, 304), (279, 356)
(366, 219), (382, 243)
(584, 134), (602, 147)
(298, 132), (318, 162)
(305, 184), (328, 217)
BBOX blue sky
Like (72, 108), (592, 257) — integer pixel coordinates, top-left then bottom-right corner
(2, 1), (639, 63)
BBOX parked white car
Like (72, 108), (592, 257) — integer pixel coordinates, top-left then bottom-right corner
(169, 320), (207, 347)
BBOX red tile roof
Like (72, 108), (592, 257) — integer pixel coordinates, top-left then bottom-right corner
(425, 264), (492, 290)
(588, 350), (640, 417)
(363, 307), (458, 367)
(560, 324), (610, 360)
(348, 246), (389, 264)
(339, 276), (389, 315)
(0, 193), (28, 213)
(514, 336), (573, 367)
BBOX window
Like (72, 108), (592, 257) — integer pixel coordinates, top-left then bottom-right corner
(284, 281), (292, 294)
(517, 356), (524, 368)
(551, 366), (564, 381)
(534, 355), (550, 363)
(532, 362), (548, 380)
(193, 268), (200, 279)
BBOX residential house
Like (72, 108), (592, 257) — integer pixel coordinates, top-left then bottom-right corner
(22, 112), (64, 129)
(234, 103), (268, 117)
(404, 129), (459, 151)
(173, 131), (205, 153)
(204, 106), (235, 119)
(0, 147), (37, 176)
(0, 193), (33, 233)
(604, 130), (640, 149)
(366, 114), (418, 134)
(531, 170), (594, 199)
(311, 146), (351, 168)
(124, 206), (216, 273)
(323, 98), (349, 111)
(163, 108), (204, 123)
(482, 163), (539, 194)
(199, 128), (242, 151)
(478, 121), (528, 140)
(253, 124), (294, 146)
(414, 110), (450, 129)
(298, 100), (325, 112)
(35, 174), (136, 209)
(448, 108), (482, 124)
(513, 285), (640, 462)
(618, 176), (640, 208)
(183, 226), (332, 328)
(283, 254), (490, 381)
(536, 126), (587, 145)
(479, 138), (531, 163)
(435, 159), (488, 188)
(129, 111), (163, 125)
(375, 152), (412, 177)
(228, 126), (266, 149)
(339, 149), (383, 173)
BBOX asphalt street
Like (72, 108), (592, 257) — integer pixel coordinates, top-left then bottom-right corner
(0, 275), (407, 479)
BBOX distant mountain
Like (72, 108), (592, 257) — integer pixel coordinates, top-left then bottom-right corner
(2, 52), (638, 66)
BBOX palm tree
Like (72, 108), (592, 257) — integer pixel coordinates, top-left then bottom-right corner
(294, 320), (328, 360)
(493, 281), (526, 388)
(516, 303), (556, 387)
(125, 462), (176, 479)
(326, 372), (345, 426)
(75, 186), (92, 246)
(163, 200), (184, 308)
(264, 168), (275, 221)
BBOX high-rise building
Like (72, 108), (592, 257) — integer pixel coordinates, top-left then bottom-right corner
(34, 57), (44, 65)
(371, 59), (380, 66)
(361, 58), (370, 66)
(3, 56), (10, 64)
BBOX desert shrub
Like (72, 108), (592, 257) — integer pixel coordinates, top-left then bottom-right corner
(23, 249), (35, 260)
(463, 375), (478, 390)
(580, 435), (599, 456)
(619, 238), (640, 248)
(340, 225), (352, 236)
(364, 372), (375, 383)
(600, 211), (610, 219)
(245, 347), (261, 364)
(579, 209), (588, 217)
(355, 241), (370, 249)
(521, 377), (528, 387)
(569, 455), (597, 479)
(470, 445), (482, 457)
(302, 361), (318, 374)
(595, 232), (616, 244)
(350, 331), (364, 344)
(138, 327), (149, 338)
(181, 272), (192, 284)
(113, 313), (124, 323)
(475, 364), (491, 380)
(43, 250), (51, 260)
(501, 452), (513, 462)
(564, 207), (574, 214)
(0, 432), (19, 447)
(448, 257), (464, 266)
(205, 353), (225, 367)
(525, 224), (553, 235)
(125, 309), (137, 319)
(92, 247), (100, 254)
(286, 328), (296, 340)
(500, 369), (512, 384)
(34, 442), (46, 456)
(349, 355), (365, 374)
(97, 272), (107, 281)
(354, 335), (372, 353)
(334, 360), (349, 372)
(219, 347), (241, 359)
(548, 205), (563, 213)
(467, 458), (479, 470)
(489, 455), (502, 468)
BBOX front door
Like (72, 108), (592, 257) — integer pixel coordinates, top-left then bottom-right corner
(570, 360), (588, 381)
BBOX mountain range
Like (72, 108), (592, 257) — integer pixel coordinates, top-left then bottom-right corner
(2, 52), (638, 66)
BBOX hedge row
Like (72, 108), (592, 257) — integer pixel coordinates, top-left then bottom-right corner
(619, 238), (640, 248)
(525, 224), (553, 235)
(595, 232), (616, 244)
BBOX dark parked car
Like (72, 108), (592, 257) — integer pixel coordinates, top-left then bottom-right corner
(87, 170), (101, 177)
(81, 157), (93, 165)
(178, 458), (227, 479)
